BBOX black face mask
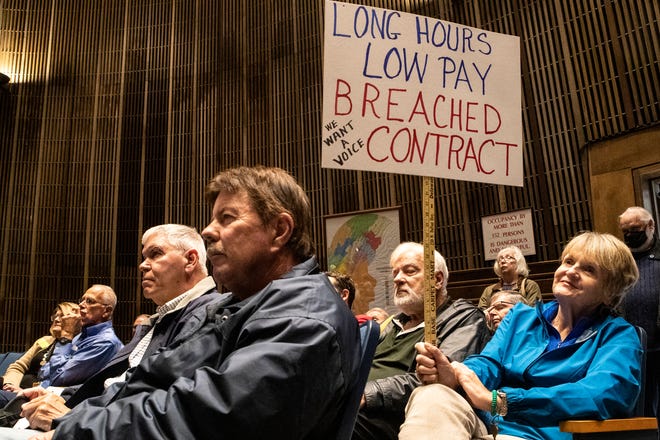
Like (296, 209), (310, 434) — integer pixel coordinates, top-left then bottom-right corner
(623, 230), (648, 249)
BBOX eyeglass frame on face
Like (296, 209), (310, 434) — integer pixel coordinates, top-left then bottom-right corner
(485, 300), (516, 313)
(498, 255), (517, 262)
(78, 296), (109, 307)
(50, 313), (63, 322)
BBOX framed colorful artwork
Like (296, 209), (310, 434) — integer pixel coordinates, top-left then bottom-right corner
(325, 207), (401, 315)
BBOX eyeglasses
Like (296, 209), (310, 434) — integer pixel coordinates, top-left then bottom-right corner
(486, 301), (516, 313)
(78, 297), (108, 306)
(498, 255), (516, 262)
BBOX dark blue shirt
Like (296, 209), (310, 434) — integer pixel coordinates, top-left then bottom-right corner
(38, 320), (123, 387)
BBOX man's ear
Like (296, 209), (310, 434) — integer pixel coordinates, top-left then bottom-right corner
(434, 270), (444, 291)
(185, 249), (200, 273)
(103, 305), (114, 320)
(272, 212), (294, 249)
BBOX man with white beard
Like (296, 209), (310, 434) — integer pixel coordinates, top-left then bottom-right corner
(352, 241), (490, 440)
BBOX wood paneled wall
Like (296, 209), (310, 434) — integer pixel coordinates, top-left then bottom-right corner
(0, 0), (657, 350)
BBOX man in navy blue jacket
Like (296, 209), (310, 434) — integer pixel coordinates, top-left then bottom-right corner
(36, 166), (360, 440)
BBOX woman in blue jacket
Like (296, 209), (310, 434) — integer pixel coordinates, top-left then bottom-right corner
(399, 231), (643, 440)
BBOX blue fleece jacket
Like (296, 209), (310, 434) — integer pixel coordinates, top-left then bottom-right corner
(464, 301), (642, 440)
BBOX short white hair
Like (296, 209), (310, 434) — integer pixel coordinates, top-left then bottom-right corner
(493, 246), (529, 277)
(142, 224), (207, 275)
(619, 206), (654, 224)
(390, 241), (449, 296)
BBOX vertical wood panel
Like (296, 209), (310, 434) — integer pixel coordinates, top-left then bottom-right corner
(0, 0), (657, 349)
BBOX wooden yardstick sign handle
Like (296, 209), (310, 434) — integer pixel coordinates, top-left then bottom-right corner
(422, 176), (436, 345)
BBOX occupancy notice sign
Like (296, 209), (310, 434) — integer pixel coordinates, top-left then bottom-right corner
(322, 0), (523, 186)
(481, 209), (536, 261)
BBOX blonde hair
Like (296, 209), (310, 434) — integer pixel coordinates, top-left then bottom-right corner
(56, 301), (79, 316)
(561, 231), (639, 308)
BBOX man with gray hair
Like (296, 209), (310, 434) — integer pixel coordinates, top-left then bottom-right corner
(29, 166), (359, 440)
(618, 206), (660, 422)
(39, 284), (123, 389)
(0, 283), (122, 415)
(352, 241), (490, 440)
(484, 291), (526, 332)
(5, 224), (220, 435)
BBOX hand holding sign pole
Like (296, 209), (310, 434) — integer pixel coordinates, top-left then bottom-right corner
(322, 0), (522, 341)
(422, 176), (437, 345)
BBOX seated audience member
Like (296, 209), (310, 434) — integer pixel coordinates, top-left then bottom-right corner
(478, 246), (542, 308)
(37, 285), (123, 389)
(1, 303), (80, 392)
(365, 307), (389, 325)
(1, 224), (220, 435)
(617, 206), (659, 422)
(0, 286), (122, 409)
(131, 314), (151, 337)
(400, 231), (643, 440)
(29, 166), (360, 440)
(352, 242), (490, 440)
(326, 270), (371, 324)
(326, 270), (356, 308)
(484, 291), (525, 333)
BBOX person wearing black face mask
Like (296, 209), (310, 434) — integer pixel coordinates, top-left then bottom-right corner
(618, 206), (660, 425)
(624, 229), (650, 249)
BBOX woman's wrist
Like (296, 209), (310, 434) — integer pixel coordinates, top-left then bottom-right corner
(490, 390), (508, 416)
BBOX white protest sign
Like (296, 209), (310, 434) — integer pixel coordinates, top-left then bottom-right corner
(322, 0), (523, 186)
(481, 209), (536, 260)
